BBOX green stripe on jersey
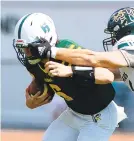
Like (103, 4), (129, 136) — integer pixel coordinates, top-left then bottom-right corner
(56, 39), (83, 49)
(18, 13), (32, 39)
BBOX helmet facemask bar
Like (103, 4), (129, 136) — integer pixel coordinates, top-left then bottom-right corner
(13, 39), (27, 66)
(103, 29), (117, 51)
(13, 37), (53, 66)
(13, 39), (42, 66)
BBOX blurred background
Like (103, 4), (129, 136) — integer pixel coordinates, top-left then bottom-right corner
(1, 1), (134, 141)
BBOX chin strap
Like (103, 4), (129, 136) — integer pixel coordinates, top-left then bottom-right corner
(27, 56), (41, 65)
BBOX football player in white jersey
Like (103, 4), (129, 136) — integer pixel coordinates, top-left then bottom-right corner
(112, 35), (134, 91)
(43, 7), (134, 92)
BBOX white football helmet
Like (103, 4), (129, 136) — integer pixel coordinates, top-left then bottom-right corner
(13, 13), (58, 65)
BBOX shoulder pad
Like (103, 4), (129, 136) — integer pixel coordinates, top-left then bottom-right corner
(116, 35), (134, 50)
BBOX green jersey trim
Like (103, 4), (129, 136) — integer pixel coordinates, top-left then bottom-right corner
(118, 43), (129, 49)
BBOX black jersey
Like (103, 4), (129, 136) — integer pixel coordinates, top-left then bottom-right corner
(26, 39), (115, 115)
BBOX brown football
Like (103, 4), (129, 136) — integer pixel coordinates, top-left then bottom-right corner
(27, 79), (55, 102)
(27, 79), (40, 96)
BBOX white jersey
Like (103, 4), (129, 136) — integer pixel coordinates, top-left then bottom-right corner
(114, 35), (134, 91)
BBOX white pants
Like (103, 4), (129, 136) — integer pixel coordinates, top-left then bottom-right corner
(42, 101), (127, 141)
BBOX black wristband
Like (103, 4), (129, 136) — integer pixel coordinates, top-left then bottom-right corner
(72, 66), (95, 81)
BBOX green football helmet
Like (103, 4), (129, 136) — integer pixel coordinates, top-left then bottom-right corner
(103, 7), (134, 51)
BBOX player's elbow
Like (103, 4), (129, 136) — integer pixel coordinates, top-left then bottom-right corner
(95, 76), (114, 84)
(94, 68), (114, 84)
(96, 76), (114, 84)
(107, 76), (114, 83)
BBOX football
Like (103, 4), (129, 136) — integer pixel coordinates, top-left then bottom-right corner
(27, 79), (55, 101)
(27, 79), (41, 96)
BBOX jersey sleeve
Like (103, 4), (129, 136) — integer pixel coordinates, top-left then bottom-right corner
(120, 50), (134, 67)
(54, 39), (84, 65)
(56, 39), (84, 49)
(116, 35), (134, 67)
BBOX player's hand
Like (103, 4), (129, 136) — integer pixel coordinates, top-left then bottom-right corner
(25, 88), (52, 109)
(45, 61), (73, 77)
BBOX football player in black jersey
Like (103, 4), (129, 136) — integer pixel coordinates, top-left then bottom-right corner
(13, 13), (126, 141)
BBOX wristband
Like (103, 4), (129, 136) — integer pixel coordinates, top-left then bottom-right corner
(50, 47), (59, 58)
(72, 66), (95, 81)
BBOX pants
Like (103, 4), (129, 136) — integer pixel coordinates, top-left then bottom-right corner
(42, 101), (127, 141)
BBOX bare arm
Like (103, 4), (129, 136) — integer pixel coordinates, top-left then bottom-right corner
(55, 48), (95, 66)
(45, 61), (121, 84)
(55, 48), (128, 68)
(108, 68), (122, 81)
(93, 68), (121, 84)
(94, 67), (115, 84)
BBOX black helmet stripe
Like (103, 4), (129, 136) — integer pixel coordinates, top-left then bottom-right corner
(18, 13), (32, 39)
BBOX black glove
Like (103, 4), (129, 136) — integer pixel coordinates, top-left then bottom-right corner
(39, 38), (52, 59)
(28, 38), (52, 58)
(26, 38), (52, 64)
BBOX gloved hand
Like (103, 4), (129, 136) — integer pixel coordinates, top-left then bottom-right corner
(28, 38), (52, 58)
(27, 38), (52, 64)
(25, 85), (53, 109)
(39, 38), (52, 59)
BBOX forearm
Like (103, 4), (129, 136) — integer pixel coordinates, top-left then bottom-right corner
(72, 66), (114, 84)
(54, 48), (128, 68)
(55, 48), (96, 66)
(45, 61), (115, 84)
(93, 51), (128, 68)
